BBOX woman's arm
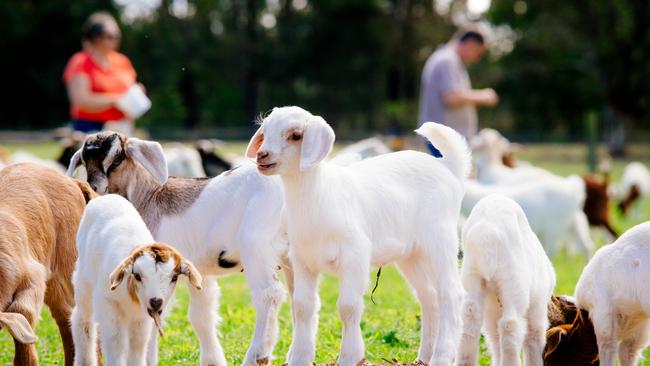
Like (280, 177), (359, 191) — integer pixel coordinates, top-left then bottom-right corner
(66, 74), (122, 112)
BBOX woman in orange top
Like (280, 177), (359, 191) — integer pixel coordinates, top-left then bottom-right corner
(63, 12), (142, 135)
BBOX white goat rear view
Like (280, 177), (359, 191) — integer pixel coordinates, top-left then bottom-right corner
(575, 221), (650, 366)
(458, 194), (556, 366)
(246, 106), (469, 366)
(72, 194), (202, 366)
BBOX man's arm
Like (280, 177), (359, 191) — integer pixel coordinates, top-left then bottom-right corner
(443, 88), (498, 108)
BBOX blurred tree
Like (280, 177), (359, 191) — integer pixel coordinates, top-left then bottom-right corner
(0, 0), (118, 129)
(487, 0), (650, 148)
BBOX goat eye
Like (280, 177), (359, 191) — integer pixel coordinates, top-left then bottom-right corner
(171, 274), (178, 283)
(110, 156), (123, 169)
(133, 273), (142, 282)
(290, 132), (302, 141)
(107, 155), (124, 173)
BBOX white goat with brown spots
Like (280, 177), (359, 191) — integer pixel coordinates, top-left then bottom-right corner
(72, 194), (202, 366)
(247, 106), (468, 366)
(457, 194), (556, 366)
(67, 132), (289, 366)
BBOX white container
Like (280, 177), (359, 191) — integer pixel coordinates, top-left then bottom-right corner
(116, 85), (151, 119)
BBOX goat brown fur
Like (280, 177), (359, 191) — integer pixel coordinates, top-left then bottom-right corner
(582, 174), (618, 238)
(0, 163), (96, 366)
(544, 295), (599, 366)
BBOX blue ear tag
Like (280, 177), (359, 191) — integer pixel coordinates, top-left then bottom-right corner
(429, 143), (443, 158)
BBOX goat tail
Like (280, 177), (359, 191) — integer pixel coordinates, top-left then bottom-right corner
(415, 122), (471, 180)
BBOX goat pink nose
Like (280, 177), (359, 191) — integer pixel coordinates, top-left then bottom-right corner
(257, 151), (269, 160)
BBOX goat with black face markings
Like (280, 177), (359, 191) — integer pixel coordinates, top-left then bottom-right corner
(67, 131), (289, 366)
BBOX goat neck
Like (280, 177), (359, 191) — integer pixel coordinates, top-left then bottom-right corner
(279, 163), (332, 224)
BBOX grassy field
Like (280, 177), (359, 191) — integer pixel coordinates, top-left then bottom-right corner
(0, 140), (649, 365)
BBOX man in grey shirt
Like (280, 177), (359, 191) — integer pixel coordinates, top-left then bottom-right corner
(419, 29), (498, 147)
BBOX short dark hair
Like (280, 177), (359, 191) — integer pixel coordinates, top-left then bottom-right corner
(82, 12), (117, 42)
(458, 30), (485, 45)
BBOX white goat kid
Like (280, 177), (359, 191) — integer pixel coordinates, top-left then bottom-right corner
(471, 128), (553, 185)
(67, 132), (288, 366)
(616, 162), (650, 217)
(462, 177), (594, 259)
(246, 106), (469, 366)
(457, 194), (556, 366)
(164, 143), (207, 177)
(72, 194), (202, 366)
(575, 221), (650, 366)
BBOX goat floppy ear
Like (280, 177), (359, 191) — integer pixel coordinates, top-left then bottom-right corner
(66, 148), (84, 177)
(74, 180), (97, 203)
(109, 256), (135, 290)
(544, 325), (570, 358)
(126, 138), (168, 184)
(180, 258), (203, 290)
(0, 312), (37, 344)
(246, 126), (264, 158)
(300, 116), (335, 171)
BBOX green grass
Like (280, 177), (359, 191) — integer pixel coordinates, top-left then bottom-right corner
(0, 141), (649, 365)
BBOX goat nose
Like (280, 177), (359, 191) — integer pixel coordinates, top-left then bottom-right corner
(149, 298), (163, 311)
(257, 151), (269, 160)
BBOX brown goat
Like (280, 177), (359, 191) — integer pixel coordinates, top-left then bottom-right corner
(582, 174), (618, 238)
(544, 295), (599, 366)
(0, 163), (96, 366)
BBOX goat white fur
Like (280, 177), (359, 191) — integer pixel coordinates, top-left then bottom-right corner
(246, 106), (469, 366)
(463, 177), (594, 259)
(575, 221), (650, 366)
(471, 129), (553, 185)
(616, 162), (650, 217)
(67, 132), (288, 366)
(9, 150), (66, 174)
(619, 162), (650, 196)
(329, 136), (392, 166)
(457, 194), (556, 366)
(164, 143), (207, 177)
(72, 194), (202, 366)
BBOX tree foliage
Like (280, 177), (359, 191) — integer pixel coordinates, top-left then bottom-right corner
(485, 0), (650, 139)
(1, 0), (648, 141)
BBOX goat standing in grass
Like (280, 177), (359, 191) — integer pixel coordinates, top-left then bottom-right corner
(246, 106), (468, 366)
(0, 163), (95, 366)
(72, 194), (202, 366)
(457, 194), (556, 366)
(67, 132), (289, 366)
(575, 221), (650, 366)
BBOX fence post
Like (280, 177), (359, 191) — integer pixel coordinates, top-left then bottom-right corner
(586, 111), (597, 173)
